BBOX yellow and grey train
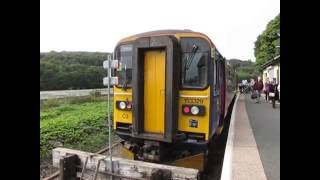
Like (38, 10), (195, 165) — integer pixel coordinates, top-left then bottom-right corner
(112, 30), (237, 168)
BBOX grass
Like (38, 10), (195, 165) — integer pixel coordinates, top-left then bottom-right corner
(40, 96), (117, 162)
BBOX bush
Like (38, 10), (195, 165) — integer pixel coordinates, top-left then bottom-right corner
(40, 101), (115, 161)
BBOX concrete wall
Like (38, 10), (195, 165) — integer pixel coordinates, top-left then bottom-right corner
(40, 88), (114, 100)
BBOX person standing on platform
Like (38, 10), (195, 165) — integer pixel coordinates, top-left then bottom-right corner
(264, 78), (271, 102)
(277, 84), (280, 101)
(269, 78), (279, 108)
(253, 77), (264, 103)
(250, 78), (255, 93)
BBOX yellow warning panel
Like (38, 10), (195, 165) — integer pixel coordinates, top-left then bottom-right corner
(113, 87), (132, 129)
(118, 145), (135, 160)
(173, 153), (205, 171)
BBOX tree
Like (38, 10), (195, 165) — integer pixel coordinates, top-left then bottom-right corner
(40, 51), (111, 90)
(254, 14), (280, 71)
(227, 59), (259, 82)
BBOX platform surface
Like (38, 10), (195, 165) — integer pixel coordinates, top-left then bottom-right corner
(244, 94), (280, 180)
(222, 93), (280, 180)
(231, 94), (267, 180)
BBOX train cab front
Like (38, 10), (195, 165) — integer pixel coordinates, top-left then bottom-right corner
(112, 30), (222, 163)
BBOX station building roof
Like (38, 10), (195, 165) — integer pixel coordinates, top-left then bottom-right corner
(261, 55), (280, 69)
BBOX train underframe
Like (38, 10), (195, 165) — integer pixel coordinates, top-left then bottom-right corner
(115, 129), (221, 172)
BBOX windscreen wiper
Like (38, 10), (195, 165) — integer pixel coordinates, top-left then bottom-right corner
(183, 45), (198, 83)
(185, 44), (198, 70)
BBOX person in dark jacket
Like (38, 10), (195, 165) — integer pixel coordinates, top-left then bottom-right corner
(253, 77), (264, 103)
(268, 79), (279, 108)
(264, 78), (271, 102)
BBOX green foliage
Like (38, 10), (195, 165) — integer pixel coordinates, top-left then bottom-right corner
(237, 71), (251, 81)
(228, 59), (260, 82)
(254, 14), (280, 71)
(40, 51), (111, 90)
(40, 100), (115, 161)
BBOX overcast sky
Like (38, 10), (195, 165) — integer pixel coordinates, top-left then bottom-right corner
(40, 0), (279, 61)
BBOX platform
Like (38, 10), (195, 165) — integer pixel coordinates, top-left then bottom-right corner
(221, 94), (268, 180)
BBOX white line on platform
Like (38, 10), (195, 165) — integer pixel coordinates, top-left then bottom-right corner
(220, 94), (239, 180)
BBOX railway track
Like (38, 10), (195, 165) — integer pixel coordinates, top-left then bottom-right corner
(42, 141), (123, 180)
(202, 111), (232, 180)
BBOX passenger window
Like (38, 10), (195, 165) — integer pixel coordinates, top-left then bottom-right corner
(213, 54), (221, 90)
(216, 59), (220, 89)
(213, 57), (216, 88)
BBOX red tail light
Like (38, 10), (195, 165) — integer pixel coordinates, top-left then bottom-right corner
(183, 106), (190, 113)
(127, 102), (132, 109)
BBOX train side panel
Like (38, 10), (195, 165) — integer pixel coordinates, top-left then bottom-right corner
(224, 63), (237, 116)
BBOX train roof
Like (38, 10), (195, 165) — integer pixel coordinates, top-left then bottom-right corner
(125, 29), (194, 37)
(117, 29), (217, 49)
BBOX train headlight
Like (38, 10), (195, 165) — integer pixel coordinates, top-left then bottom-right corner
(119, 101), (126, 110)
(191, 106), (200, 115)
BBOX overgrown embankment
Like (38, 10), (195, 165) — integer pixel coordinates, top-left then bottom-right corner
(40, 96), (118, 178)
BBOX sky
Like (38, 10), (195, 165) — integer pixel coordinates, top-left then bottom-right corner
(40, 0), (279, 61)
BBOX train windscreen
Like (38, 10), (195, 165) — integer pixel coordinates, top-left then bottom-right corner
(181, 52), (208, 88)
(180, 37), (210, 89)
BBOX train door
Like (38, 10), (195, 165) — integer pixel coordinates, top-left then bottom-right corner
(143, 50), (166, 134)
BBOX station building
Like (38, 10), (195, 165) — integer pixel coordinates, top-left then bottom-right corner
(262, 55), (280, 99)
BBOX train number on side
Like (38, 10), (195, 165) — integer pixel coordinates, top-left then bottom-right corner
(184, 98), (204, 104)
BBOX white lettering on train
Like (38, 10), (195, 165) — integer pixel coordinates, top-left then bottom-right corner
(184, 98), (204, 104)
